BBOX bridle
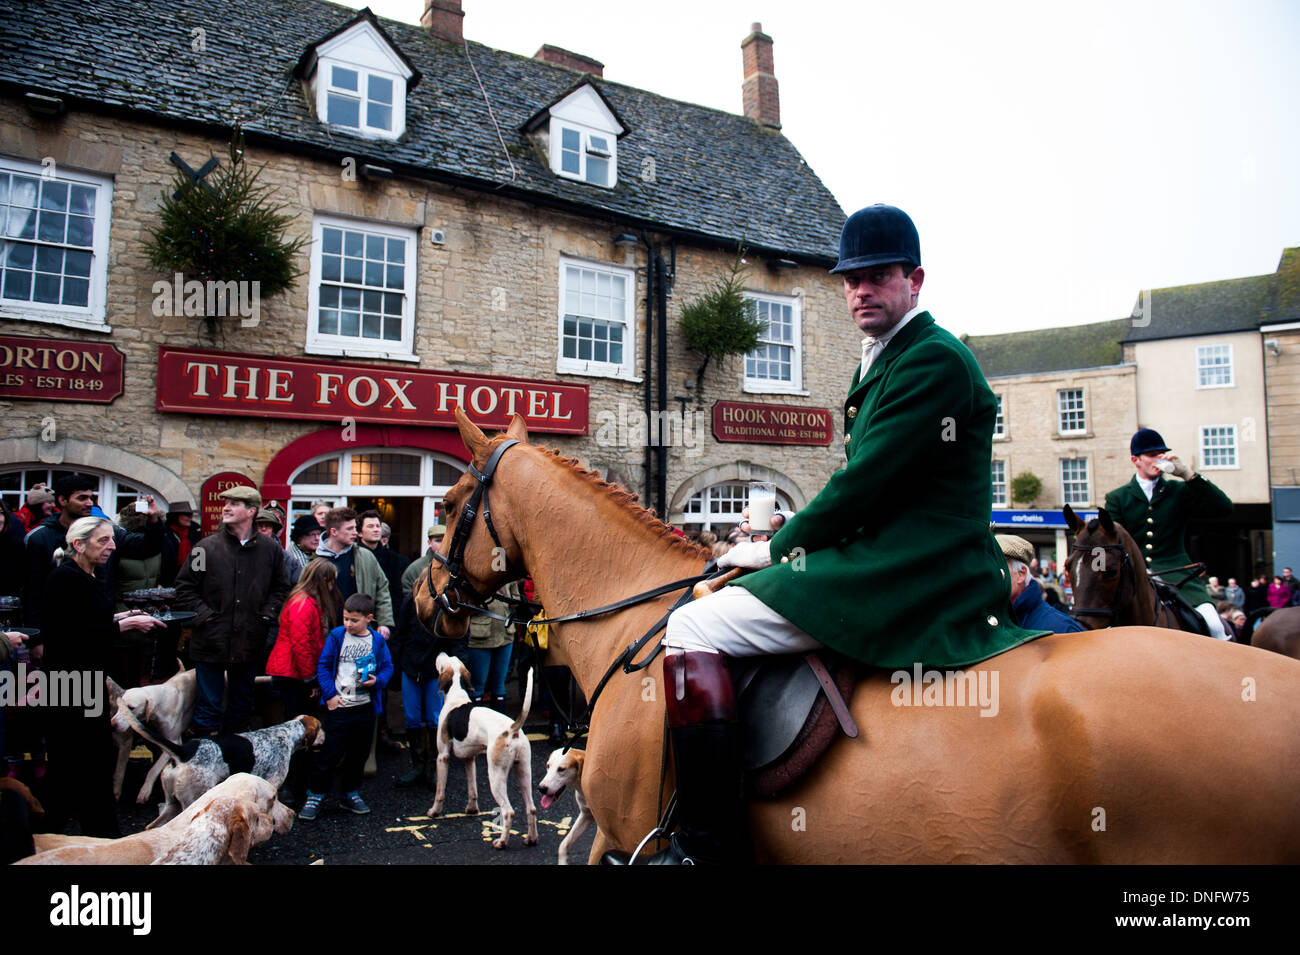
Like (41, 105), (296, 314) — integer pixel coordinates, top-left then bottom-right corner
(422, 437), (723, 746)
(1067, 541), (1135, 626)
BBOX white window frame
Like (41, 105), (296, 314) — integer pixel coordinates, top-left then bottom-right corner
(993, 393), (1006, 438)
(1196, 343), (1234, 389)
(556, 256), (636, 380)
(1060, 457), (1090, 506)
(309, 20), (411, 141)
(0, 156), (113, 332)
(1199, 424), (1239, 470)
(1057, 388), (1086, 435)
(0, 465), (163, 516)
(305, 214), (419, 362)
(991, 459), (1007, 507)
(743, 291), (804, 395)
(549, 120), (618, 188)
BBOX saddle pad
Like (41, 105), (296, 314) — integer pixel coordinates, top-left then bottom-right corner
(734, 654), (859, 800)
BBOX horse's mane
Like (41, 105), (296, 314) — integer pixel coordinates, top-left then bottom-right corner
(493, 436), (710, 561)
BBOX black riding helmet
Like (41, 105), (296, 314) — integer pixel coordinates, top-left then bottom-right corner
(830, 204), (921, 274)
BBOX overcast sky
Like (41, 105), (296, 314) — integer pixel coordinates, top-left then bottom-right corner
(341, 0), (1299, 337)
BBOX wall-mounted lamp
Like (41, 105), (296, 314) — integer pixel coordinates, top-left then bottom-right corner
(1265, 338), (1282, 358)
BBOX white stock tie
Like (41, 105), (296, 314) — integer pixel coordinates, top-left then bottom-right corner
(859, 336), (881, 382)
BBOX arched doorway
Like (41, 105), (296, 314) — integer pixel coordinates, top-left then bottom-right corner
(670, 463), (805, 535)
(262, 426), (470, 560)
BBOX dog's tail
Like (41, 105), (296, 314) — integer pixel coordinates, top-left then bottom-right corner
(509, 668), (534, 736)
(119, 705), (185, 762)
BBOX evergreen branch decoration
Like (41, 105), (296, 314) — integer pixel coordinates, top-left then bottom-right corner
(679, 248), (766, 400)
(1011, 471), (1043, 506)
(146, 131), (306, 312)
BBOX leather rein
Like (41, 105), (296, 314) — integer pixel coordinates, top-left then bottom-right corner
(423, 438), (724, 746)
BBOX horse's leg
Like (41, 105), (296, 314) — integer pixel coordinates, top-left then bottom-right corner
(586, 830), (608, 865)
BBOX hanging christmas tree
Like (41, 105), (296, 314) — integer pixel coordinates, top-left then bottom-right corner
(146, 129), (306, 315)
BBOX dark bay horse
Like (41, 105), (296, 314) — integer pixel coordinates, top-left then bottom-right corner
(412, 410), (1300, 862)
(1063, 504), (1201, 632)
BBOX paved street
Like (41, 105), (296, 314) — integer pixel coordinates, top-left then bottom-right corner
(117, 720), (597, 866)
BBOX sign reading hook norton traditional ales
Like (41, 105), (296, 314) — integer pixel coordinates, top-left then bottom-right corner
(0, 334), (124, 404)
(712, 400), (833, 446)
(156, 347), (589, 435)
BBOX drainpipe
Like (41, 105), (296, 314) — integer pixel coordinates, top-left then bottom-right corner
(655, 251), (669, 518)
(640, 231), (655, 507)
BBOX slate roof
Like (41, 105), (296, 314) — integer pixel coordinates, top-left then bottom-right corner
(962, 318), (1129, 379)
(0, 0), (844, 261)
(1264, 247), (1300, 325)
(1121, 274), (1272, 343)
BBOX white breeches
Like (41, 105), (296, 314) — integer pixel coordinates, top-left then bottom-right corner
(1195, 602), (1230, 641)
(664, 586), (824, 657)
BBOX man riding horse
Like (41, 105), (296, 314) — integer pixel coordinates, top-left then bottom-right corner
(608, 205), (1047, 864)
(1103, 428), (1233, 640)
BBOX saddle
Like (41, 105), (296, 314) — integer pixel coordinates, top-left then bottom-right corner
(1149, 576), (1211, 637)
(732, 652), (860, 799)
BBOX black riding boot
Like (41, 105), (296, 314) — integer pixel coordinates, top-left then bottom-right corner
(396, 728), (430, 789)
(602, 650), (748, 865)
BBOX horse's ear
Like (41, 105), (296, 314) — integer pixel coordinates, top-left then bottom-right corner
(1063, 504), (1081, 534)
(1098, 508), (1115, 534)
(455, 405), (490, 460)
(504, 413), (529, 445)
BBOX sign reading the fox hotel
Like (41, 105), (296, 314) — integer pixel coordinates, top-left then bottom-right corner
(156, 347), (589, 435)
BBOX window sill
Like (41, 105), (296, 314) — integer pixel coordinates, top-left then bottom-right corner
(0, 308), (111, 334)
(1195, 383), (1236, 390)
(556, 360), (641, 383)
(1053, 431), (1092, 440)
(1198, 465), (1240, 471)
(993, 433), (1010, 442)
(743, 383), (810, 396)
(323, 122), (401, 142)
(306, 343), (419, 363)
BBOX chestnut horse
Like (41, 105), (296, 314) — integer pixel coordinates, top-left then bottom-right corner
(1063, 505), (1196, 632)
(414, 410), (1300, 863)
(1252, 607), (1300, 660)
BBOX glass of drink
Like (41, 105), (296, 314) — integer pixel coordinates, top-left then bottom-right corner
(748, 483), (777, 536)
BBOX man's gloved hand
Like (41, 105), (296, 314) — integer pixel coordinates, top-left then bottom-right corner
(1165, 455), (1196, 480)
(717, 540), (773, 571)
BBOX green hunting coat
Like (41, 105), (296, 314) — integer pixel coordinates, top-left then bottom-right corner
(1103, 474), (1233, 607)
(736, 312), (1046, 668)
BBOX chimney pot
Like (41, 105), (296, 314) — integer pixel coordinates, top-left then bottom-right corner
(740, 23), (780, 128)
(422, 0), (464, 44)
(534, 44), (605, 77)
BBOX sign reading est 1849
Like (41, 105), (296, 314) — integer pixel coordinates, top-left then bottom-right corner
(156, 347), (589, 435)
(712, 400), (833, 446)
(0, 334), (124, 404)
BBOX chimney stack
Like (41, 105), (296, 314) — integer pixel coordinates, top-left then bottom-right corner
(422, 0), (464, 44)
(740, 22), (780, 129)
(534, 45), (604, 77)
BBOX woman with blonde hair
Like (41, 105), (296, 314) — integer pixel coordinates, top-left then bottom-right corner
(41, 516), (164, 836)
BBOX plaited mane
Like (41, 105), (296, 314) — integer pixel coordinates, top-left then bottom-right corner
(483, 435), (710, 562)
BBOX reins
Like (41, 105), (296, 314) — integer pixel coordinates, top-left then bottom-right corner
(422, 436), (726, 749)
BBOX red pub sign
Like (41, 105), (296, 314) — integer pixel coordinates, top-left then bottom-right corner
(0, 334), (124, 404)
(199, 471), (257, 535)
(156, 347), (589, 435)
(712, 400), (834, 446)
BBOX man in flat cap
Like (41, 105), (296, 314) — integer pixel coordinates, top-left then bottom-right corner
(997, 535), (1084, 634)
(174, 486), (289, 735)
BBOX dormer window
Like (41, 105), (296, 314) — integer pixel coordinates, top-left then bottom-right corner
(298, 12), (419, 142)
(525, 83), (626, 190)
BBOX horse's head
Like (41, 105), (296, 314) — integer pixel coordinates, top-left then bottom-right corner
(1064, 504), (1139, 629)
(414, 407), (530, 639)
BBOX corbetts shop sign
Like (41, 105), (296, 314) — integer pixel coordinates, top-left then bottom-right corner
(156, 347), (588, 435)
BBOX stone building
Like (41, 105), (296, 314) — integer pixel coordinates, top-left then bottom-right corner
(1260, 247), (1300, 571)
(0, 0), (855, 556)
(963, 318), (1135, 566)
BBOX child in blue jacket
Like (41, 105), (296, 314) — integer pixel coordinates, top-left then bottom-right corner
(301, 592), (392, 820)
